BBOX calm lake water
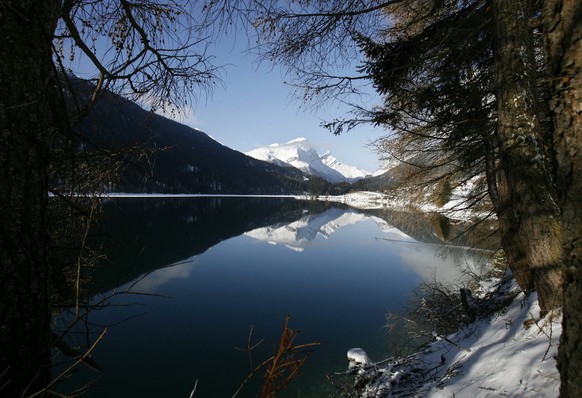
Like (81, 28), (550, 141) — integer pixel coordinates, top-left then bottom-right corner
(55, 197), (492, 397)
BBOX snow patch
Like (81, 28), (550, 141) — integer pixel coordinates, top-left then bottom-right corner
(348, 348), (372, 369)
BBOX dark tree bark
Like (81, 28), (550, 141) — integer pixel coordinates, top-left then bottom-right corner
(495, 171), (534, 291)
(542, 1), (582, 396)
(492, 0), (564, 314)
(0, 1), (61, 396)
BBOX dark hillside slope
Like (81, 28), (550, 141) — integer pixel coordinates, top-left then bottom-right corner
(74, 89), (306, 194)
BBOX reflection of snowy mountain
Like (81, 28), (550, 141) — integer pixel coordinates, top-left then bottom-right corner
(245, 137), (369, 183)
(245, 208), (411, 251)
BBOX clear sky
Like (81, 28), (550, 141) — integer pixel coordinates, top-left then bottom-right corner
(173, 37), (387, 173)
(65, 15), (387, 173)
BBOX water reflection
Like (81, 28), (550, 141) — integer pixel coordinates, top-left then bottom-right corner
(244, 208), (413, 252)
(243, 205), (494, 283)
(59, 197), (496, 397)
(88, 197), (331, 294)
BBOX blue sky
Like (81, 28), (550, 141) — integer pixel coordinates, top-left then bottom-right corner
(65, 19), (386, 172)
(174, 37), (386, 172)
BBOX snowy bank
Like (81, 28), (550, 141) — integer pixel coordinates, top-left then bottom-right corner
(312, 191), (411, 211)
(312, 190), (491, 221)
(344, 276), (561, 397)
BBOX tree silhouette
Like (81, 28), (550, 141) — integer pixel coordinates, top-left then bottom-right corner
(0, 1), (220, 396)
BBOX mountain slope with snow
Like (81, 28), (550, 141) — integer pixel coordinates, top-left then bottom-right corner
(245, 137), (370, 183)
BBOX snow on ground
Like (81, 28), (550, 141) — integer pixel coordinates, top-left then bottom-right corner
(424, 293), (561, 397)
(345, 276), (562, 397)
(419, 178), (494, 221)
(314, 188), (492, 221)
(313, 191), (410, 210)
(68, 190), (485, 222)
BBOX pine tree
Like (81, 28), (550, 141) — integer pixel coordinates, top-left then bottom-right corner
(357, 0), (563, 312)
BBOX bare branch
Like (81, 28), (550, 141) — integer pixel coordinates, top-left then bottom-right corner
(56, 1), (223, 112)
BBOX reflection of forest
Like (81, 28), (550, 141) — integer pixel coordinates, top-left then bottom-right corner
(88, 198), (498, 296)
(361, 207), (500, 283)
(88, 197), (346, 295)
(365, 207), (499, 251)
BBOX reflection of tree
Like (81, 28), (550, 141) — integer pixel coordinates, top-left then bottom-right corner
(365, 208), (499, 252)
(50, 273), (168, 396)
(364, 207), (500, 283)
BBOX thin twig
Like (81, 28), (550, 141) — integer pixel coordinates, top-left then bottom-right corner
(27, 329), (108, 398)
(189, 379), (198, 398)
(75, 201), (96, 320)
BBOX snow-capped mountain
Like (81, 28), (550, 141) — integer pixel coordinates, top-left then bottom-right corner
(245, 137), (370, 183)
(320, 152), (371, 181)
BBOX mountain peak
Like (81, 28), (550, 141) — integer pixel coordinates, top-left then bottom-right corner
(245, 137), (369, 183)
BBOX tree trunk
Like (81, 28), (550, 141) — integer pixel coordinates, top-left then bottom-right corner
(542, 1), (582, 396)
(0, 1), (60, 396)
(492, 0), (564, 314)
(495, 170), (534, 291)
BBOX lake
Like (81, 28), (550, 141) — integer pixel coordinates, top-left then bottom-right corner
(54, 197), (493, 397)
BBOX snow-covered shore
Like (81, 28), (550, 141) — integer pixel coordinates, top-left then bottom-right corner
(54, 190), (485, 221)
(51, 192), (303, 198)
(312, 190), (561, 397)
(313, 188), (494, 221)
(311, 191), (403, 210)
(345, 275), (562, 397)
